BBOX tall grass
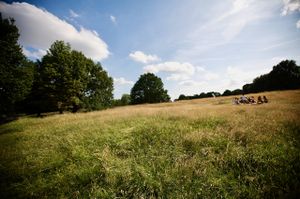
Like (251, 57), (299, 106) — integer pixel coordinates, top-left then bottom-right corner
(1, 90), (300, 198)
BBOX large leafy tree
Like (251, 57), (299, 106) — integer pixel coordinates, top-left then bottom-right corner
(120, 94), (131, 105)
(37, 40), (113, 113)
(39, 41), (74, 113)
(130, 73), (170, 104)
(83, 61), (113, 111)
(268, 60), (300, 90)
(0, 14), (33, 116)
(243, 60), (300, 93)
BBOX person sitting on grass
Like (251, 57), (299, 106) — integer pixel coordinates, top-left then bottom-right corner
(263, 96), (268, 103)
(257, 96), (263, 104)
(249, 96), (256, 104)
(240, 94), (248, 104)
(232, 97), (240, 105)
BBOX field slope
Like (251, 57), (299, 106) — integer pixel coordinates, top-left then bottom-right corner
(1, 90), (300, 198)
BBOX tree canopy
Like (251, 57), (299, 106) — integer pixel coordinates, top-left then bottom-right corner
(176, 92), (221, 101)
(113, 94), (131, 107)
(0, 14), (34, 116)
(131, 73), (170, 104)
(177, 60), (300, 100)
(243, 60), (300, 94)
(32, 41), (113, 113)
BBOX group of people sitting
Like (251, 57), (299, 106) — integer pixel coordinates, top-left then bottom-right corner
(233, 95), (268, 105)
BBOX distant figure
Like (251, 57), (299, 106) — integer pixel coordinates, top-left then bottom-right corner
(257, 96), (263, 104)
(249, 96), (256, 104)
(263, 96), (268, 103)
(232, 97), (240, 105)
(240, 94), (248, 104)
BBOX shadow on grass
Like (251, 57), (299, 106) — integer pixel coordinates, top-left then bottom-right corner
(0, 125), (24, 135)
(0, 111), (60, 134)
(0, 115), (19, 126)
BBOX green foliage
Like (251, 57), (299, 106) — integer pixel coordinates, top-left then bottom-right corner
(0, 15), (34, 116)
(83, 62), (113, 111)
(131, 73), (170, 104)
(121, 94), (131, 105)
(113, 94), (131, 107)
(222, 89), (232, 96)
(34, 41), (113, 113)
(243, 60), (300, 93)
(231, 89), (243, 95)
(178, 94), (187, 100)
(177, 92), (221, 101)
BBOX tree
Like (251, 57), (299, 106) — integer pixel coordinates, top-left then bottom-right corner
(20, 61), (55, 115)
(112, 94), (131, 107)
(178, 94), (187, 100)
(120, 94), (131, 105)
(242, 84), (252, 94)
(268, 60), (300, 90)
(36, 40), (113, 113)
(222, 90), (232, 96)
(231, 89), (242, 95)
(83, 61), (113, 111)
(242, 60), (300, 94)
(199, 92), (207, 98)
(130, 73), (170, 104)
(39, 41), (75, 113)
(0, 14), (33, 116)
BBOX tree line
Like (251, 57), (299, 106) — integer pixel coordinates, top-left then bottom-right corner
(177, 92), (221, 101)
(1, 15), (299, 119)
(113, 73), (170, 106)
(176, 60), (300, 101)
(243, 60), (300, 93)
(0, 15), (170, 119)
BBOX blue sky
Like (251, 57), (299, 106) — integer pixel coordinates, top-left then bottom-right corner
(1, 0), (300, 99)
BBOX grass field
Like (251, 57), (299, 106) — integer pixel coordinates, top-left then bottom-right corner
(1, 90), (300, 198)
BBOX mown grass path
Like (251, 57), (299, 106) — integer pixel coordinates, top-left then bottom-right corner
(1, 90), (300, 198)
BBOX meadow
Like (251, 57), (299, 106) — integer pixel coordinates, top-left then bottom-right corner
(1, 90), (300, 198)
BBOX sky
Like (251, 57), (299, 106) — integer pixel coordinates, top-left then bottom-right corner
(1, 0), (300, 99)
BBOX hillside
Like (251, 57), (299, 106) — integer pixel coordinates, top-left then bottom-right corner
(1, 90), (300, 198)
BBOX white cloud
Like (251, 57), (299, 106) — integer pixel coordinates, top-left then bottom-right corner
(110, 15), (117, 24)
(176, 0), (279, 62)
(188, 0), (275, 43)
(227, 66), (251, 82)
(195, 66), (205, 72)
(0, 2), (109, 61)
(144, 61), (195, 75)
(280, 0), (300, 28)
(203, 72), (219, 81)
(114, 77), (134, 86)
(166, 74), (190, 81)
(281, 0), (300, 15)
(259, 38), (300, 51)
(217, 0), (253, 21)
(179, 80), (206, 87)
(219, 0), (268, 41)
(144, 61), (219, 82)
(297, 19), (300, 28)
(22, 48), (47, 59)
(225, 65), (270, 89)
(129, 51), (160, 64)
(69, 9), (79, 18)
(231, 0), (251, 13)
